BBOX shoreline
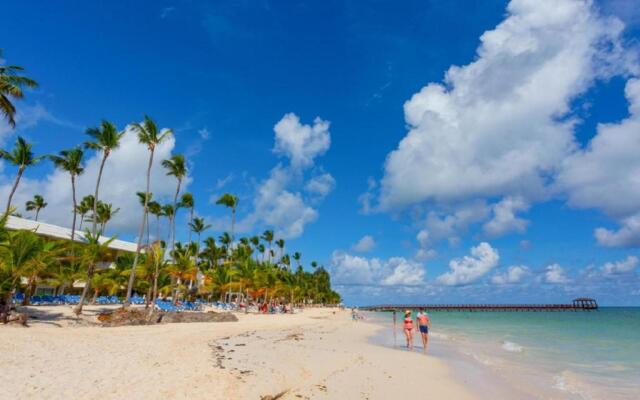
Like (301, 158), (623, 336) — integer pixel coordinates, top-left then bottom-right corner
(2, 306), (475, 399)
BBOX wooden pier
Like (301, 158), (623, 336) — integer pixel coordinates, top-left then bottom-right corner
(360, 298), (598, 312)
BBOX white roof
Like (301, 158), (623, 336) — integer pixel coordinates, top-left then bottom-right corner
(6, 216), (140, 253)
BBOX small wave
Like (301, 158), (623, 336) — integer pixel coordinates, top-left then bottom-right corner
(501, 340), (524, 353)
(553, 370), (596, 400)
(429, 332), (450, 340)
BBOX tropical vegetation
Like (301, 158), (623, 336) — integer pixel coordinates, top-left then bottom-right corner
(0, 55), (341, 313)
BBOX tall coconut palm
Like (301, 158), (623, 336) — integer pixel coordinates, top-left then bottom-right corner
(125, 116), (172, 304)
(0, 136), (45, 214)
(136, 192), (153, 244)
(275, 238), (285, 260)
(180, 192), (195, 242)
(84, 120), (124, 236)
(74, 231), (116, 315)
(76, 195), (94, 231)
(50, 147), (84, 241)
(95, 201), (119, 232)
(292, 252), (302, 268)
(188, 217), (211, 251)
(161, 154), (186, 251)
(215, 193), (239, 240)
(161, 203), (175, 244)
(261, 230), (274, 263)
(148, 200), (162, 242)
(25, 194), (47, 221)
(0, 49), (38, 128)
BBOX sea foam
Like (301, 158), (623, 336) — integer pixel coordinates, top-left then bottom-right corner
(501, 341), (524, 353)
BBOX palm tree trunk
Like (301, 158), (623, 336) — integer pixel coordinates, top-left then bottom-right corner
(231, 208), (236, 242)
(188, 207), (194, 243)
(156, 215), (160, 244)
(35, 208), (40, 221)
(79, 213), (84, 231)
(125, 149), (154, 304)
(5, 166), (25, 215)
(171, 179), (182, 251)
(92, 152), (109, 236)
(74, 262), (95, 315)
(70, 175), (78, 242)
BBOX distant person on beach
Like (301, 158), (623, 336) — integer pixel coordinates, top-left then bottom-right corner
(416, 308), (431, 353)
(403, 310), (414, 349)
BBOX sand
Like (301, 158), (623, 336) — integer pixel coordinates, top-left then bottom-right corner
(1, 306), (475, 399)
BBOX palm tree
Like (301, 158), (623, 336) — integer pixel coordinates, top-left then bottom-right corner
(25, 194), (47, 221)
(162, 154), (186, 251)
(293, 252), (301, 268)
(261, 230), (274, 263)
(75, 195), (94, 231)
(0, 49), (38, 128)
(216, 193), (239, 240)
(180, 192), (195, 242)
(136, 192), (153, 244)
(84, 120), (125, 236)
(74, 231), (116, 315)
(126, 116), (172, 304)
(161, 204), (175, 244)
(275, 238), (285, 260)
(148, 201), (162, 242)
(95, 201), (119, 232)
(50, 147), (84, 241)
(0, 136), (45, 214)
(188, 217), (212, 250)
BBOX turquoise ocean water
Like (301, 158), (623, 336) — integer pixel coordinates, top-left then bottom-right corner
(368, 307), (639, 399)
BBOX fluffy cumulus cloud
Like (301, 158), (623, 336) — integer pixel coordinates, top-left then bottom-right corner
(0, 125), (182, 235)
(483, 196), (530, 238)
(368, 0), (640, 245)
(558, 79), (640, 247)
(543, 263), (570, 283)
(351, 235), (376, 253)
(601, 255), (638, 275)
(241, 113), (335, 238)
(330, 251), (425, 286)
(421, 202), (489, 244)
(273, 113), (330, 170)
(304, 173), (336, 199)
(437, 242), (500, 286)
(491, 265), (530, 285)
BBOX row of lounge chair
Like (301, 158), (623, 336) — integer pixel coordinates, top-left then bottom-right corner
(11, 293), (147, 306)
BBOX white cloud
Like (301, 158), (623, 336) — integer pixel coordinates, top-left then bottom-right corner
(381, 257), (426, 286)
(233, 113), (334, 239)
(245, 166), (318, 239)
(543, 263), (570, 283)
(491, 265), (530, 284)
(422, 202), (489, 243)
(365, 0), (640, 245)
(273, 113), (330, 170)
(377, 0), (630, 211)
(0, 124), (182, 236)
(414, 229), (437, 261)
(557, 79), (640, 247)
(330, 251), (425, 286)
(198, 128), (210, 140)
(352, 235), (376, 253)
(304, 173), (336, 198)
(437, 242), (500, 286)
(602, 255), (638, 275)
(483, 196), (530, 237)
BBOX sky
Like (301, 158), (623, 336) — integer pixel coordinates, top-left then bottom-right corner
(2, 0), (640, 305)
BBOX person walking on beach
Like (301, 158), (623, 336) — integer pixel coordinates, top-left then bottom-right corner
(403, 310), (414, 350)
(416, 308), (431, 353)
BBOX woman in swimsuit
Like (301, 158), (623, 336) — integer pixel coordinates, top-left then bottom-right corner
(403, 310), (414, 350)
(416, 308), (431, 353)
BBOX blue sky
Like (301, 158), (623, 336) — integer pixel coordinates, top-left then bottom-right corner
(2, 0), (640, 305)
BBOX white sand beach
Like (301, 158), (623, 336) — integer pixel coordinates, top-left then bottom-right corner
(2, 307), (476, 400)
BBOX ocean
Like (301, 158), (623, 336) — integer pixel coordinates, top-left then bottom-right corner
(367, 307), (640, 399)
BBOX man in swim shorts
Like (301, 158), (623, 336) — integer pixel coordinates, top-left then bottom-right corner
(416, 308), (431, 353)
